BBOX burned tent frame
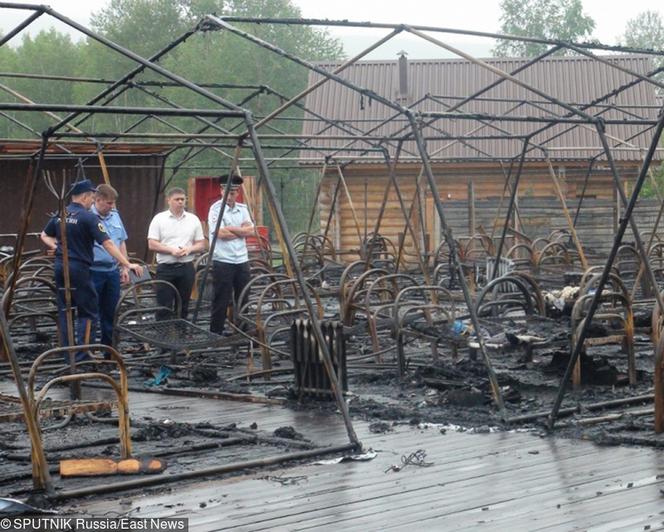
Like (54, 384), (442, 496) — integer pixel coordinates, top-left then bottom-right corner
(1, 2), (664, 493)
(0, 2), (361, 494)
(198, 16), (664, 423)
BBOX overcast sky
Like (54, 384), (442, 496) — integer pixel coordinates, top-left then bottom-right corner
(1, 0), (663, 59)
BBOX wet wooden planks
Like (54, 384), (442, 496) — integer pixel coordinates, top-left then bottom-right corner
(209, 436), (659, 531)
(55, 390), (664, 530)
(120, 389), (351, 445)
(4, 382), (664, 530)
(0, 380), (349, 445)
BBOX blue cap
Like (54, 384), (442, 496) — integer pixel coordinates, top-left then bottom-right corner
(69, 179), (96, 196)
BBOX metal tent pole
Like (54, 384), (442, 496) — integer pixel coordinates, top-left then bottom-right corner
(3, 135), (48, 315)
(492, 139), (529, 280)
(245, 115), (360, 447)
(595, 123), (664, 317)
(406, 111), (506, 416)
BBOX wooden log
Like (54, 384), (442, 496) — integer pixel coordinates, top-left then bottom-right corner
(59, 457), (166, 477)
(117, 458), (165, 475)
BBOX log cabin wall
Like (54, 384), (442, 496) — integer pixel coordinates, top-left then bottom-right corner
(319, 160), (645, 263)
(443, 196), (662, 257)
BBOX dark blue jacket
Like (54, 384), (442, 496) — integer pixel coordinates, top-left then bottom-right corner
(43, 202), (110, 266)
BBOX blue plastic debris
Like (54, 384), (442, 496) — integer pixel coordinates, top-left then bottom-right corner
(144, 365), (173, 387)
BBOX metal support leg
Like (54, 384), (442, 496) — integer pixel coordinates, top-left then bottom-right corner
(493, 139), (529, 280)
(406, 112), (505, 416)
(245, 115), (360, 448)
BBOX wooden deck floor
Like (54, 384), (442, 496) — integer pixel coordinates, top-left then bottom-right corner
(28, 387), (661, 531)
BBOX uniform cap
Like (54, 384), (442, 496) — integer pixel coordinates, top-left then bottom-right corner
(219, 174), (244, 190)
(69, 179), (96, 196)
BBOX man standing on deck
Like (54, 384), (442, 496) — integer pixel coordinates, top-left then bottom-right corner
(147, 187), (206, 320)
(208, 175), (254, 335)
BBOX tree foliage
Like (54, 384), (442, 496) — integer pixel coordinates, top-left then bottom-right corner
(0, 0), (343, 232)
(0, 29), (87, 134)
(493, 0), (595, 57)
(621, 10), (664, 94)
(91, 0), (189, 56)
(0, 0), (344, 142)
(619, 10), (664, 202)
(621, 10), (664, 54)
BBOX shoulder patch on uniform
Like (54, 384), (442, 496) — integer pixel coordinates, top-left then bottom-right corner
(98, 222), (107, 233)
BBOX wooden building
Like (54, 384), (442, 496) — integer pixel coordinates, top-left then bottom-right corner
(301, 55), (664, 258)
(0, 141), (168, 259)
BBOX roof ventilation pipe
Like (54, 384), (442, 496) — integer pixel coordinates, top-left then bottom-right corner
(397, 50), (409, 104)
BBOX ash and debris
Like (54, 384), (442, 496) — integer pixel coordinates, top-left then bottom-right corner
(3, 269), (664, 498)
(0, 410), (317, 499)
(3, 310), (661, 449)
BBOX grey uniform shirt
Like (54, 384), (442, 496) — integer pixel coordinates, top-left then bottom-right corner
(208, 200), (252, 264)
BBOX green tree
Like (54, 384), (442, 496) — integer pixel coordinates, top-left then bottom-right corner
(621, 10), (664, 51)
(0, 34), (18, 138)
(11, 29), (84, 101)
(185, 0), (344, 61)
(77, 0), (193, 132)
(620, 10), (664, 200)
(0, 32), (17, 69)
(90, 0), (190, 58)
(84, 0), (343, 124)
(0, 0), (343, 230)
(86, 0), (344, 230)
(493, 0), (595, 57)
(0, 29), (86, 135)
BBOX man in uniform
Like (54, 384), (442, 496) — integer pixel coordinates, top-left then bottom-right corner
(208, 175), (254, 335)
(147, 187), (206, 319)
(90, 184), (130, 347)
(40, 179), (143, 359)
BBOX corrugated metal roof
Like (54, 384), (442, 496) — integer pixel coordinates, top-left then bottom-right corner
(302, 55), (662, 163)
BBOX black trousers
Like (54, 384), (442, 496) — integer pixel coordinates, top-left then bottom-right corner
(155, 262), (195, 320)
(211, 261), (250, 334)
(55, 260), (98, 360)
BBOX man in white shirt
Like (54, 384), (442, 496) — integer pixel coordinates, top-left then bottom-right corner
(147, 187), (206, 319)
(208, 175), (254, 334)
